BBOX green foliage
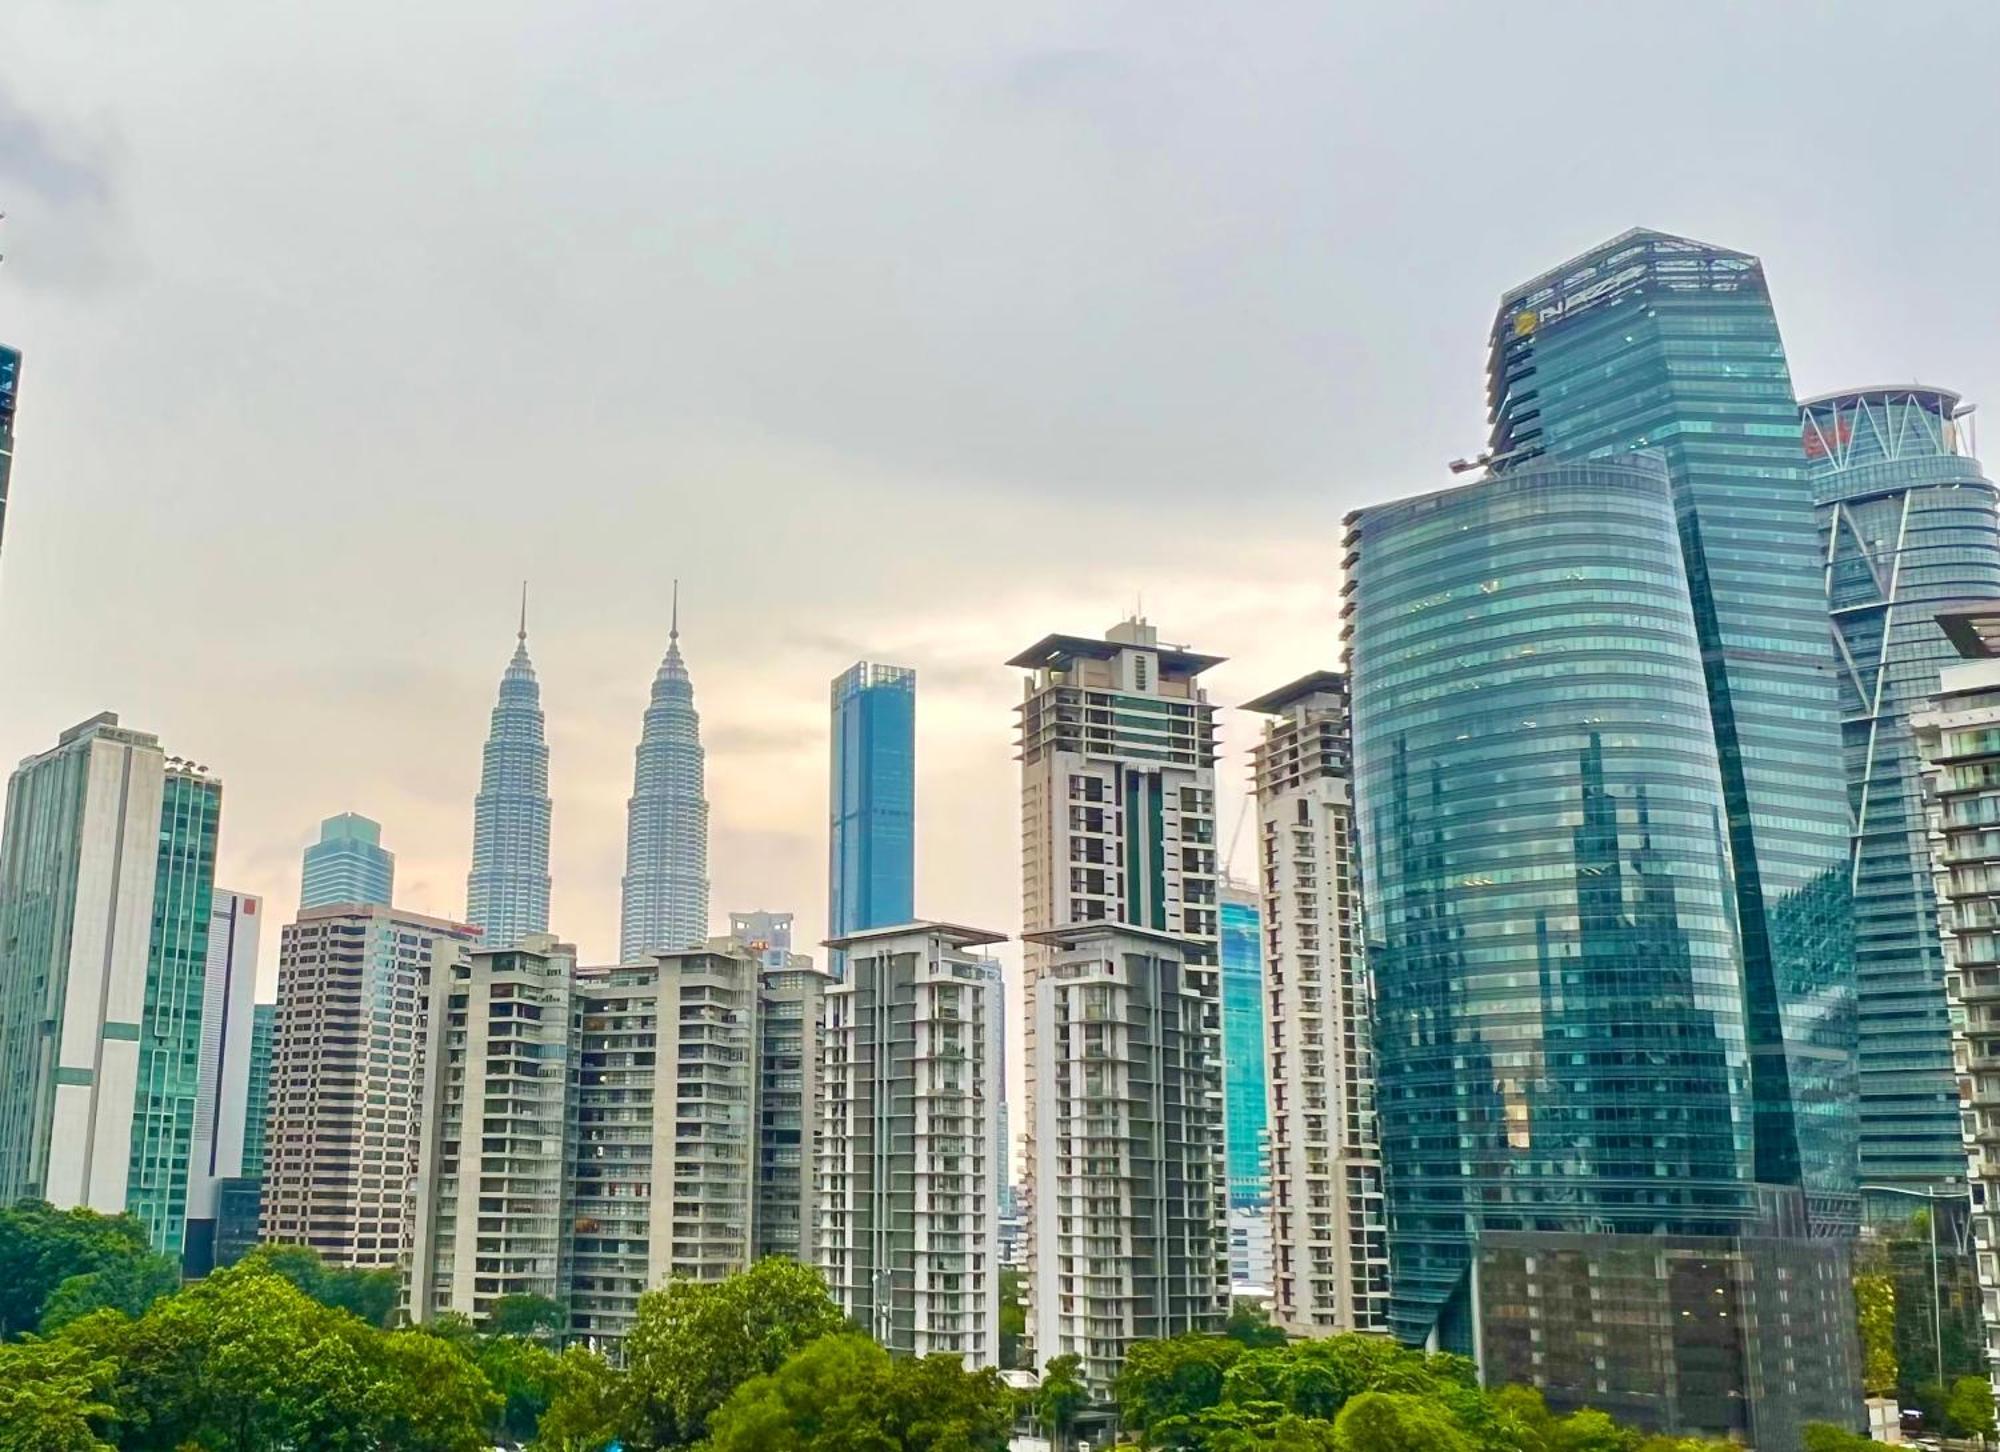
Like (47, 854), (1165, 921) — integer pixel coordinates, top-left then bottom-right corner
(485, 1292), (566, 1341)
(1037, 1352), (1089, 1445)
(238, 1242), (400, 1327)
(38, 1252), (181, 1335)
(1115, 1333), (1243, 1431)
(0, 1338), (118, 1452)
(1853, 1271), (1897, 1397)
(617, 1255), (846, 1449)
(1222, 1301), (1287, 1350)
(52, 1260), (496, 1452)
(998, 1266), (1026, 1371)
(1332, 1391), (1473, 1452)
(1802, 1423), (1875, 1452)
(479, 1334), (565, 1447)
(530, 1345), (623, 1452)
(707, 1332), (1013, 1452)
(0, 1200), (166, 1340)
(1946, 1373), (1998, 1440)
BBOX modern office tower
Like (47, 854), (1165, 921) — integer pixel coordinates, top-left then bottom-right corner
(301, 813), (395, 910)
(1011, 618), (1223, 1376)
(242, 1002), (275, 1179)
(0, 714), (223, 1257)
(1346, 456), (1861, 1443)
(828, 663), (916, 975)
(263, 903), (477, 1266)
(1243, 673), (1387, 1336)
(1489, 230), (1858, 1231)
(184, 889), (263, 1274)
(0, 345), (18, 561)
(1217, 881), (1270, 1292)
(1810, 387), (2000, 1199)
(1027, 923), (1227, 1390)
(730, 909), (802, 970)
(820, 923), (1004, 1367)
(620, 597), (710, 961)
(1914, 601), (2000, 1405)
(753, 949), (832, 1264)
(410, 935), (577, 1324)
(467, 600), (552, 949)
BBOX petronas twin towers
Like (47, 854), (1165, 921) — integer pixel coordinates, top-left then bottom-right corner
(465, 587), (710, 958)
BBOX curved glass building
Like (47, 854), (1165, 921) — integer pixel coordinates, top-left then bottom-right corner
(1347, 455), (1860, 1441)
(1809, 385), (2000, 1197)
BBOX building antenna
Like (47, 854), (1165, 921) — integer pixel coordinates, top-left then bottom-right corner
(518, 581), (528, 642)
(671, 578), (680, 642)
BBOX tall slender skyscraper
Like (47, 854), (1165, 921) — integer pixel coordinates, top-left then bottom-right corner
(1218, 880), (1270, 1291)
(1488, 231), (1858, 1225)
(1808, 386), (2000, 1198)
(828, 662), (915, 974)
(620, 588), (710, 960)
(0, 345), (18, 563)
(467, 592), (552, 949)
(0, 714), (222, 1255)
(184, 889), (262, 1274)
(301, 813), (395, 909)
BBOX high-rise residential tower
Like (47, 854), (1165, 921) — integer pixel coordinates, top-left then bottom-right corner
(1218, 880), (1271, 1291)
(819, 923), (1004, 1367)
(751, 941), (832, 1265)
(184, 889), (262, 1274)
(1244, 671), (1387, 1336)
(1010, 618), (1224, 1376)
(263, 903), (477, 1266)
(1027, 923), (1228, 1390)
(1809, 386), (2000, 1199)
(1347, 456), (1860, 1443)
(0, 714), (223, 1256)
(1914, 601), (2000, 1405)
(828, 662), (915, 974)
(620, 593), (710, 960)
(1488, 230), (1858, 1228)
(0, 345), (18, 562)
(301, 813), (395, 910)
(467, 597), (552, 949)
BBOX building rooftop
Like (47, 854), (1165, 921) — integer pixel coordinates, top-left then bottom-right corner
(1799, 383), (1966, 413)
(1007, 631), (1225, 676)
(825, 920), (1007, 951)
(1935, 600), (2000, 660)
(1025, 921), (1200, 952)
(1497, 226), (1755, 308)
(1240, 670), (1347, 715)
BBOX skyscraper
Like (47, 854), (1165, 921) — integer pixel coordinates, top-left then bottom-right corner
(1489, 230), (1858, 1222)
(467, 595), (552, 949)
(301, 813), (395, 909)
(263, 903), (478, 1266)
(1347, 455), (1860, 1442)
(1218, 880), (1270, 1290)
(184, 889), (262, 1275)
(0, 714), (222, 1255)
(1244, 671), (1387, 1335)
(1809, 386), (2000, 1198)
(1011, 619), (1225, 1382)
(242, 1002), (275, 1180)
(620, 592), (709, 960)
(1913, 600), (2000, 1406)
(828, 662), (915, 973)
(0, 345), (18, 562)
(820, 923), (1005, 1367)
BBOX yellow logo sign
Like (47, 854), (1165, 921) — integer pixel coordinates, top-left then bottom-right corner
(1513, 310), (1538, 338)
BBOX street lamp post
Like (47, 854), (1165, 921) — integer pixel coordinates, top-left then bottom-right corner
(1862, 1182), (1967, 1403)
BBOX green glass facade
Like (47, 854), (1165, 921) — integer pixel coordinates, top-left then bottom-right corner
(1347, 456), (1861, 1440)
(241, 1002), (274, 1180)
(1489, 229), (1857, 1222)
(126, 772), (222, 1254)
(1809, 386), (2000, 1197)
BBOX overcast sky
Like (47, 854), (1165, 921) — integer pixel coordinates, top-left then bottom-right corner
(3, 4), (1997, 1125)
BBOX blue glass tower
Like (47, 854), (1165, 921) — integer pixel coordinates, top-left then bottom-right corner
(620, 588), (710, 960)
(300, 812), (395, 909)
(1218, 884), (1266, 1211)
(1489, 229), (1858, 1223)
(1347, 456), (1861, 1441)
(466, 593), (551, 949)
(828, 662), (915, 974)
(1809, 385), (2000, 1199)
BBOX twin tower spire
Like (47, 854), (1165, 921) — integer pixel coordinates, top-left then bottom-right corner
(465, 583), (711, 958)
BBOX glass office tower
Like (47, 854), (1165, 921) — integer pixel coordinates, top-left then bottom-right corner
(828, 662), (915, 974)
(300, 813), (394, 910)
(1346, 456), (1860, 1443)
(1219, 882), (1269, 1288)
(1808, 386), (2000, 1199)
(1488, 229), (1857, 1225)
(467, 605), (552, 949)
